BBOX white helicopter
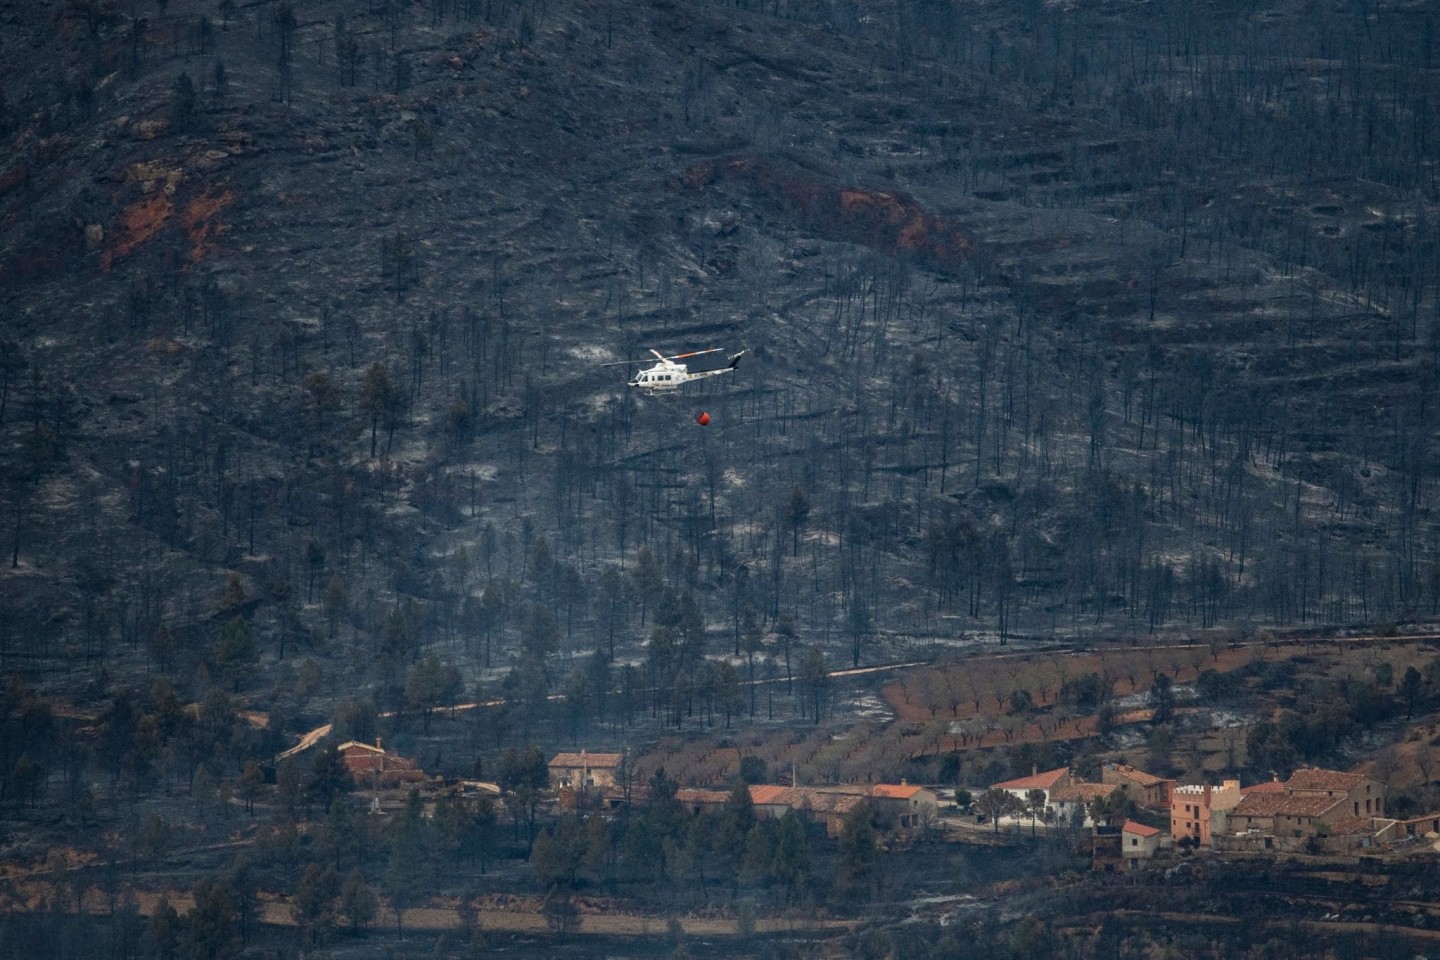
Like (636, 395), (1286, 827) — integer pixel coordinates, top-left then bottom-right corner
(606, 347), (746, 393)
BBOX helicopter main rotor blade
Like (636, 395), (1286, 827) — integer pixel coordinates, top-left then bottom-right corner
(665, 347), (723, 360)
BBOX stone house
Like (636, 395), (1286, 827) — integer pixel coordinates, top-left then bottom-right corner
(1121, 820), (1165, 867)
(805, 791), (868, 837)
(747, 784), (802, 820)
(1285, 768), (1385, 819)
(675, 787), (730, 815)
(547, 750), (624, 790)
(1229, 791), (1340, 838)
(1223, 768), (1386, 841)
(863, 782), (939, 829)
(337, 740), (425, 786)
(1103, 762), (1174, 810)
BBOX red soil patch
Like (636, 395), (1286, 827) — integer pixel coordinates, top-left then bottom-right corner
(683, 155), (973, 270)
(102, 185), (233, 270)
(102, 194), (174, 271)
(181, 188), (233, 263)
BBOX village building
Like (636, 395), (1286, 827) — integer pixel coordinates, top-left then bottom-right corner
(748, 784), (804, 820)
(805, 791), (868, 837)
(1091, 825), (1124, 872)
(1103, 762), (1174, 810)
(859, 782), (939, 829)
(1049, 781), (1114, 828)
(675, 787), (730, 815)
(992, 767), (1072, 809)
(1285, 768), (1385, 818)
(670, 782), (938, 834)
(1191, 768), (1389, 849)
(988, 768), (1171, 828)
(1229, 791), (1341, 838)
(336, 740), (425, 787)
(1170, 780), (1243, 847)
(547, 750), (624, 790)
(1243, 776), (1286, 797)
(1121, 820), (1165, 868)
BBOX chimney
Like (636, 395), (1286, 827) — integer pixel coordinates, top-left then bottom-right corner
(376, 737), (382, 752)
(900, 778), (908, 786)
(1032, 764), (1038, 777)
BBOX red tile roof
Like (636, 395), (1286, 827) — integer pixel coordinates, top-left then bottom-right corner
(733, 785), (873, 816)
(337, 741), (420, 776)
(1286, 768), (1366, 793)
(675, 788), (729, 805)
(1280, 795), (1346, 817)
(771, 787), (816, 808)
(1050, 782), (1113, 803)
(808, 793), (866, 815)
(1234, 792), (1343, 819)
(748, 785), (789, 805)
(1109, 764), (1164, 787)
(1122, 820), (1162, 838)
(1232, 793), (1284, 817)
(992, 767), (1069, 791)
(1242, 779), (1286, 795)
(871, 783), (926, 800)
(548, 752), (623, 769)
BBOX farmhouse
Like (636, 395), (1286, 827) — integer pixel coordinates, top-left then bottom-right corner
(1286, 768), (1385, 818)
(862, 781), (939, 829)
(336, 740), (425, 786)
(748, 784), (805, 819)
(1121, 820), (1165, 868)
(1229, 791), (1340, 837)
(1103, 762), (1174, 810)
(1049, 781), (1114, 828)
(992, 767), (1071, 808)
(805, 791), (868, 837)
(1192, 765), (1393, 846)
(547, 750), (624, 789)
(675, 787), (730, 815)
(672, 782), (939, 834)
